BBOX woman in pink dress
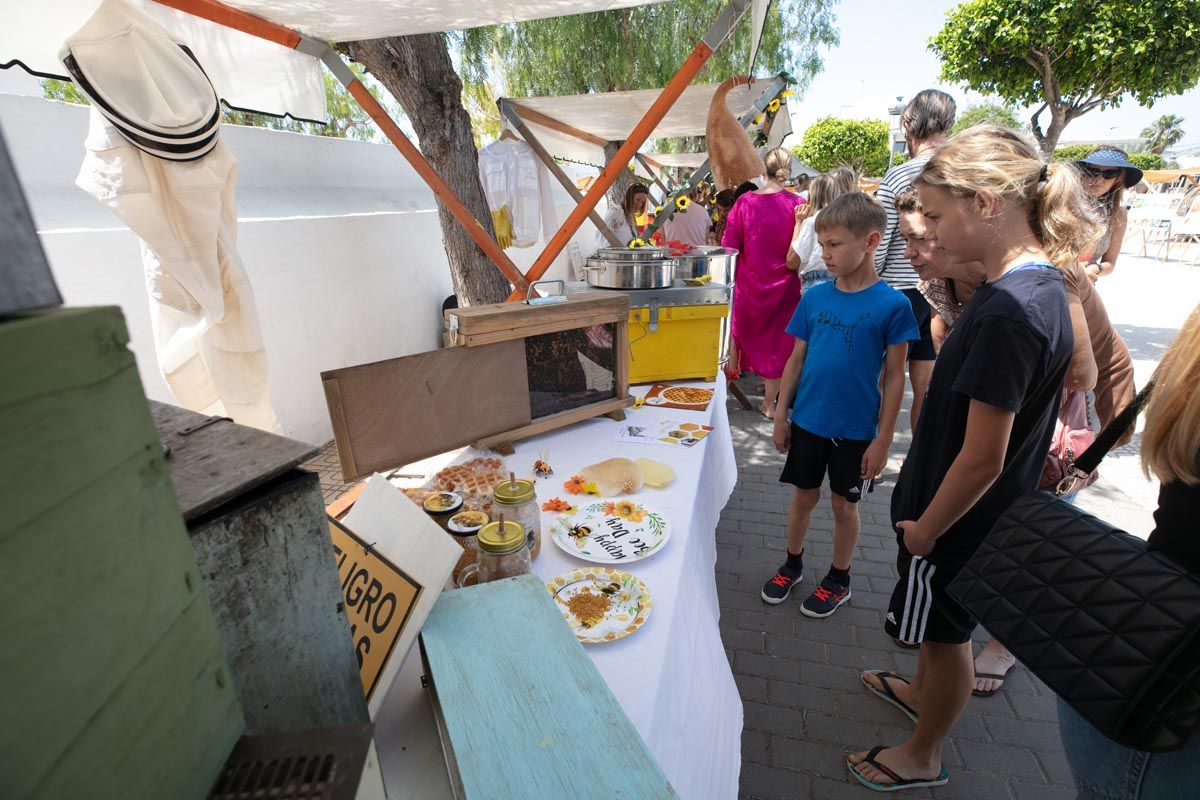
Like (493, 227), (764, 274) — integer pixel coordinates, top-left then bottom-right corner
(723, 148), (804, 416)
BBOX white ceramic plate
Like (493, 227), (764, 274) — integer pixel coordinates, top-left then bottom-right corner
(549, 498), (671, 564)
(546, 567), (652, 643)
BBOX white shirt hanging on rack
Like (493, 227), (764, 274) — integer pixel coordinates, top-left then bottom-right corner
(478, 138), (557, 248)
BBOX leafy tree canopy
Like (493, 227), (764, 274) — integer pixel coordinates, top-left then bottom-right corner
(456, 0), (839, 131)
(795, 117), (890, 177)
(950, 102), (1023, 135)
(931, 0), (1200, 154)
(1052, 144), (1165, 171)
(1140, 114), (1186, 155)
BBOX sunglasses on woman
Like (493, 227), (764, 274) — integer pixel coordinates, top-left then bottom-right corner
(1081, 166), (1123, 180)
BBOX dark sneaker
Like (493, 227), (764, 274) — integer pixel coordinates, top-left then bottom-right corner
(800, 576), (851, 618)
(761, 566), (803, 605)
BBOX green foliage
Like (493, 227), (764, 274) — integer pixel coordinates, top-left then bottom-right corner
(1052, 144), (1096, 162)
(930, 0), (1200, 152)
(1140, 114), (1185, 154)
(456, 0), (839, 119)
(891, 151), (910, 167)
(1128, 152), (1166, 170)
(951, 102), (1023, 135)
(795, 117), (891, 177)
(40, 79), (89, 106)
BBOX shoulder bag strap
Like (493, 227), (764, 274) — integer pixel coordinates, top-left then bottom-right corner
(1072, 380), (1155, 477)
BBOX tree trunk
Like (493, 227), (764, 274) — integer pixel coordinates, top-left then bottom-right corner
(1030, 103), (1069, 159)
(603, 140), (633, 212)
(345, 35), (510, 306)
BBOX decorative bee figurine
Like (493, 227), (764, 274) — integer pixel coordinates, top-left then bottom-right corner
(600, 582), (621, 596)
(533, 451), (554, 479)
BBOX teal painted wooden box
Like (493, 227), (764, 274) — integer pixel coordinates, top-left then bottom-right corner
(419, 574), (676, 799)
(0, 307), (244, 799)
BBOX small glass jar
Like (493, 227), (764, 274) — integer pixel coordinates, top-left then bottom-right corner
(458, 519), (530, 586)
(447, 510), (488, 585)
(422, 491), (463, 531)
(492, 478), (541, 559)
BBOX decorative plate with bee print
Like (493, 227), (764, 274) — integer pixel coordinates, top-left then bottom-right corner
(545, 567), (652, 643)
(548, 499), (671, 564)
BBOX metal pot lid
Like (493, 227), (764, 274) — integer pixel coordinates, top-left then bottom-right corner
(592, 246), (671, 262)
(674, 246), (738, 259)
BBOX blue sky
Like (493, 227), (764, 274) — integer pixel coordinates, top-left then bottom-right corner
(786, 0), (1200, 150)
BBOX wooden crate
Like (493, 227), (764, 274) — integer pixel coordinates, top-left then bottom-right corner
(420, 575), (676, 798)
(322, 292), (633, 480)
(0, 307), (242, 799)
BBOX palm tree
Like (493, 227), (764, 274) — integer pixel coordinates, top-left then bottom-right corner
(1140, 115), (1186, 155)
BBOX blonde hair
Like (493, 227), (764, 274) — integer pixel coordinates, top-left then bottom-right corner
(914, 125), (1105, 266)
(827, 165), (859, 195)
(764, 147), (792, 183)
(1142, 304), (1200, 484)
(814, 191), (887, 237)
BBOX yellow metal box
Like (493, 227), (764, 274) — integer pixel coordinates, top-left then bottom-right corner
(628, 301), (728, 384)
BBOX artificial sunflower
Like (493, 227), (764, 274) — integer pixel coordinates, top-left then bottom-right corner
(711, 210), (721, 222)
(781, 89), (796, 98)
(753, 113), (764, 125)
(767, 98), (781, 114)
(675, 195), (691, 212)
(613, 500), (647, 523)
(654, 204), (664, 214)
(628, 238), (646, 249)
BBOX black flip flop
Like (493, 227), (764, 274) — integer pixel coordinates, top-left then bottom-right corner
(972, 667), (1014, 698)
(848, 746), (950, 792)
(861, 670), (918, 724)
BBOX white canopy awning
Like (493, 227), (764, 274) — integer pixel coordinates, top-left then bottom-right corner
(507, 78), (781, 168)
(1, 0), (669, 122)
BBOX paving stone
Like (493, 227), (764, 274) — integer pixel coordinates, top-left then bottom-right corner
(852, 559), (899, 578)
(743, 729), (770, 765)
(932, 769), (1014, 800)
(736, 609), (795, 636)
(743, 700), (806, 738)
(829, 643), (889, 669)
(737, 651), (800, 682)
(739, 763), (810, 800)
(796, 662), (866, 693)
(954, 738), (1043, 780)
(1006, 781), (1076, 800)
(723, 508), (765, 523)
(770, 736), (848, 778)
(981, 715), (1065, 753)
(1008, 689), (1061, 722)
(1037, 751), (1074, 786)
(716, 571), (740, 590)
(735, 673), (768, 704)
(838, 691), (913, 727)
(720, 588), (777, 613)
(721, 625), (766, 654)
(811, 775), (933, 800)
(768, 681), (838, 715)
(765, 636), (829, 664)
(790, 618), (857, 646)
(801, 713), (878, 747)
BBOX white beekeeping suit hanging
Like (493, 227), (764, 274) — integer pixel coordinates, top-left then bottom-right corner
(66, 0), (279, 431)
(478, 134), (557, 248)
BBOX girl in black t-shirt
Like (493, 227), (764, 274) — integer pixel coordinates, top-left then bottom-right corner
(848, 126), (1105, 792)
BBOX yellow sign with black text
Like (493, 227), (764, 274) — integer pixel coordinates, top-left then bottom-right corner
(328, 518), (422, 700)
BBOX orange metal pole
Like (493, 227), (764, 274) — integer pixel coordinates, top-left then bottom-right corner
(508, 42), (714, 300)
(346, 82), (528, 292)
(153, 0), (528, 294)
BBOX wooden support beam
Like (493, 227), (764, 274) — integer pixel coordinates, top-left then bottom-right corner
(498, 100), (622, 248)
(154, 0), (529, 295)
(510, 103), (609, 148)
(509, 0), (753, 300)
(635, 153), (671, 201)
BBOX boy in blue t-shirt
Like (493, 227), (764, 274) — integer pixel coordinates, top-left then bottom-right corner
(762, 192), (919, 618)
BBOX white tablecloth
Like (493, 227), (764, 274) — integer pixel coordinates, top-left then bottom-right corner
(373, 380), (741, 799)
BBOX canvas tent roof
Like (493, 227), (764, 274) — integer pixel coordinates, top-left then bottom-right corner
(508, 78), (779, 168)
(1, 0), (668, 121)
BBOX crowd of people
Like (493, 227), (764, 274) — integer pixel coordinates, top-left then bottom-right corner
(708, 91), (1198, 796)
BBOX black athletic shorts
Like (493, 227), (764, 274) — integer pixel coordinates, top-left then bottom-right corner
(779, 425), (874, 503)
(884, 539), (976, 645)
(901, 288), (936, 362)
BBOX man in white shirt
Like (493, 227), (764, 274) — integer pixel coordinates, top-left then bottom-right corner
(662, 187), (712, 247)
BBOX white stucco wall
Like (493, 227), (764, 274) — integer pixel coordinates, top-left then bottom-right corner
(1, 93), (597, 444)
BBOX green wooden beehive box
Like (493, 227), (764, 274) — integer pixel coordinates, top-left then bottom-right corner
(0, 306), (244, 799)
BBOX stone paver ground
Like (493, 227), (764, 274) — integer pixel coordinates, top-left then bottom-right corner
(721, 380), (1077, 800)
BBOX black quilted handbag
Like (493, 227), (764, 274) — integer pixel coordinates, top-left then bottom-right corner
(948, 383), (1200, 752)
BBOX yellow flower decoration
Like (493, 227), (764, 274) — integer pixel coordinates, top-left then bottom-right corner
(712, 211), (720, 222)
(767, 99), (782, 113)
(675, 195), (691, 212)
(654, 204), (664, 214)
(781, 89), (796, 98)
(629, 238), (646, 248)
(753, 113), (765, 125)
(613, 500), (647, 523)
